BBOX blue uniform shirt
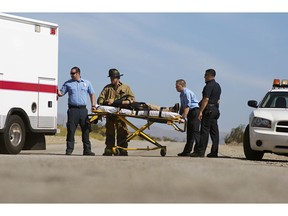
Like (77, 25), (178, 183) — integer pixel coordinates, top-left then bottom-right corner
(60, 78), (95, 106)
(179, 87), (199, 115)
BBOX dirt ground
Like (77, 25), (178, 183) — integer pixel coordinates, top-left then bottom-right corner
(1, 136), (288, 204)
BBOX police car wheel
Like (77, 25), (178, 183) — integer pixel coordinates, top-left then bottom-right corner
(243, 125), (264, 161)
(0, 115), (26, 154)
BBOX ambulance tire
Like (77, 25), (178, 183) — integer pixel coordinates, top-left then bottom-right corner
(0, 115), (26, 154)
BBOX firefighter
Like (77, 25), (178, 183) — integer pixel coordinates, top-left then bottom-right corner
(97, 68), (135, 156)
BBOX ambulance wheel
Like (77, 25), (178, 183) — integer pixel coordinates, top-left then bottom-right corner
(160, 148), (166, 157)
(112, 148), (120, 156)
(0, 115), (26, 154)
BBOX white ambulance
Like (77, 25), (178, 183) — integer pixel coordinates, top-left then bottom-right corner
(0, 13), (58, 154)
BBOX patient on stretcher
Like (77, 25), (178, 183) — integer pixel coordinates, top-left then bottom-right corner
(97, 92), (181, 119)
(123, 101), (179, 113)
(103, 98), (179, 113)
(95, 101), (181, 119)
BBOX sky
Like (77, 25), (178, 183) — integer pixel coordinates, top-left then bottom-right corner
(4, 1), (288, 133)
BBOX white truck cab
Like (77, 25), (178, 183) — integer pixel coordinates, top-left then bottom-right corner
(0, 13), (58, 154)
(244, 79), (288, 160)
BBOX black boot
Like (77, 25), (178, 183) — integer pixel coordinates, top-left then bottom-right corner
(103, 147), (113, 156)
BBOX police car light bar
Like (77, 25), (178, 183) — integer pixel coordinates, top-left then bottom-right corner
(282, 79), (288, 87)
(273, 79), (288, 88)
(273, 79), (281, 87)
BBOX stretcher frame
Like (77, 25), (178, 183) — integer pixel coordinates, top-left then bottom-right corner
(88, 109), (186, 156)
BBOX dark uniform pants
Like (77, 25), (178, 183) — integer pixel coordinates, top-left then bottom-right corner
(105, 116), (129, 149)
(66, 107), (92, 153)
(199, 106), (220, 155)
(182, 108), (200, 153)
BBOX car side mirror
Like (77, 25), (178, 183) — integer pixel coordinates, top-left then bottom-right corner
(248, 100), (258, 108)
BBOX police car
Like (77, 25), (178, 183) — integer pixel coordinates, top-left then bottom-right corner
(244, 79), (288, 160)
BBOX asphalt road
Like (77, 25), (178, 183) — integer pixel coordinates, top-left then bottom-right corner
(1, 138), (288, 203)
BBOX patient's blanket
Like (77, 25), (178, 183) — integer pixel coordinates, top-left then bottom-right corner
(96, 105), (181, 119)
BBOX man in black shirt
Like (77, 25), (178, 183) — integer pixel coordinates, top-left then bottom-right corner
(191, 69), (221, 158)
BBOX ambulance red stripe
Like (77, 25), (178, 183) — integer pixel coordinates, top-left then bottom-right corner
(0, 80), (57, 93)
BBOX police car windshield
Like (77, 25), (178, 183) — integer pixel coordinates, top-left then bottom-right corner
(259, 92), (288, 108)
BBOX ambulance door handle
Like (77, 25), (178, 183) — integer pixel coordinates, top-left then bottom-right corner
(48, 101), (52, 108)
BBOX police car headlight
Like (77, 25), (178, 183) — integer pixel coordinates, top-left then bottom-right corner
(251, 117), (272, 128)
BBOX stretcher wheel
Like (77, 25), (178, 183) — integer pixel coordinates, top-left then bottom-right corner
(160, 148), (166, 157)
(112, 147), (120, 156)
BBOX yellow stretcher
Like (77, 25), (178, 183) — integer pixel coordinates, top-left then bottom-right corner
(88, 108), (186, 156)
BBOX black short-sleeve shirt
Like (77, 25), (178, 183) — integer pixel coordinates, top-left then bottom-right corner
(202, 79), (221, 105)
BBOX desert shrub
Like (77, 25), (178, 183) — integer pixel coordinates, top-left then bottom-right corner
(225, 124), (245, 144)
(162, 136), (177, 142)
(56, 123), (106, 140)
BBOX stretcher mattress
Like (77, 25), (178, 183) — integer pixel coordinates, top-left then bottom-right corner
(96, 105), (181, 119)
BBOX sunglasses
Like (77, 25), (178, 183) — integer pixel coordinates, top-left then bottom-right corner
(70, 72), (77, 75)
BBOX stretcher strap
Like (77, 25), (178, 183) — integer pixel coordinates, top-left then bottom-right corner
(158, 107), (164, 118)
(131, 107), (152, 119)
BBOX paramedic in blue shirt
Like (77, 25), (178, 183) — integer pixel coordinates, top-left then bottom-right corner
(176, 79), (200, 156)
(58, 66), (97, 156)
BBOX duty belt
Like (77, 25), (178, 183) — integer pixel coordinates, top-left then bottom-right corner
(190, 107), (199, 111)
(69, 105), (86, 109)
(207, 103), (218, 108)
